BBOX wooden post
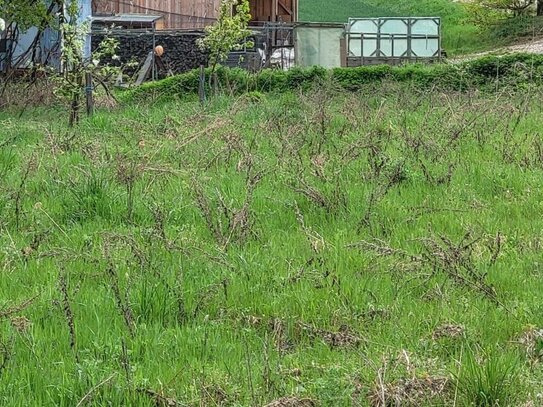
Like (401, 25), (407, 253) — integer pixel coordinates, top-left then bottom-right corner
(272, 0), (278, 46)
(199, 65), (206, 105)
(339, 38), (347, 68)
(152, 20), (157, 81)
(85, 72), (94, 117)
(212, 72), (218, 96)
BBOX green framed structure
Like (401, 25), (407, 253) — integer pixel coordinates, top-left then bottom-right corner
(346, 17), (442, 66)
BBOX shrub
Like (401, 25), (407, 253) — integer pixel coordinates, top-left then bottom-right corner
(123, 53), (543, 102)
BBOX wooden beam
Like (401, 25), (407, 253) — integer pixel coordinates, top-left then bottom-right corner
(272, 0), (277, 22)
(340, 38), (347, 67)
(278, 0), (292, 15)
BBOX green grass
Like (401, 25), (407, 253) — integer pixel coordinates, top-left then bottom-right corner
(2, 82), (543, 406)
(299, 0), (491, 55)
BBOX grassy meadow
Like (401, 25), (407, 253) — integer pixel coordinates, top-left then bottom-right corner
(1, 82), (543, 406)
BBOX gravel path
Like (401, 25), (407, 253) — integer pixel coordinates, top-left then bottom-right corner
(450, 37), (543, 62)
(506, 38), (543, 54)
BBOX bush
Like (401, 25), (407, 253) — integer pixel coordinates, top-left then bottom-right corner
(123, 53), (543, 102)
(466, 53), (543, 82)
(331, 65), (392, 90)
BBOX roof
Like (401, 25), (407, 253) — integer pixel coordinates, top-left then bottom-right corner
(92, 14), (164, 24)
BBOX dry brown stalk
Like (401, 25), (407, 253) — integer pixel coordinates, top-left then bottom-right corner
(58, 272), (79, 363)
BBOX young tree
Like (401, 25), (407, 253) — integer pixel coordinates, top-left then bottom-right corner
(197, 0), (253, 76)
(56, 0), (120, 126)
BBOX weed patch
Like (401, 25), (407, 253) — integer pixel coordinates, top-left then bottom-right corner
(2, 83), (543, 405)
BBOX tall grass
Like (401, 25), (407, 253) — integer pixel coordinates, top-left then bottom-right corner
(454, 349), (521, 406)
(1, 82), (543, 405)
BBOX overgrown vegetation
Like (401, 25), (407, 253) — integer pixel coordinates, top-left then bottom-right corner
(2, 70), (543, 405)
(123, 53), (543, 102)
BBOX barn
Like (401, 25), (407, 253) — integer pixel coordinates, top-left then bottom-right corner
(91, 0), (299, 29)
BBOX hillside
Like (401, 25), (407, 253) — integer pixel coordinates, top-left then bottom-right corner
(299, 0), (482, 54)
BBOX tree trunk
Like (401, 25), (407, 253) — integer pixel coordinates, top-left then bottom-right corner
(69, 93), (80, 127)
(538, 0), (543, 16)
(69, 73), (83, 127)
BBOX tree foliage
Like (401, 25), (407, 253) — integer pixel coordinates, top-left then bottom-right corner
(0, 0), (55, 31)
(486, 0), (535, 14)
(197, 0), (253, 71)
(465, 0), (543, 27)
(465, 0), (542, 20)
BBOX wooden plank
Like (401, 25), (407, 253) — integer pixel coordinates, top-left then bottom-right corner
(278, 0), (292, 15)
(93, 0), (222, 29)
(135, 51), (153, 85)
(339, 38), (347, 67)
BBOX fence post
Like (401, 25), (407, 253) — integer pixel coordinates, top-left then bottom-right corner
(199, 65), (206, 105)
(85, 72), (94, 117)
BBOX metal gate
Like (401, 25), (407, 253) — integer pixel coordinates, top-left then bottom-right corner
(346, 17), (441, 66)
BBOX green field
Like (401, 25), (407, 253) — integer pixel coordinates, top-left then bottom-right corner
(2, 80), (543, 406)
(299, 0), (484, 54)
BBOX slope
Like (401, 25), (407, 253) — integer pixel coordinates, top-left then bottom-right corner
(299, 0), (483, 54)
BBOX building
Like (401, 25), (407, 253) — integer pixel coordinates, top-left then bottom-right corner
(91, 0), (299, 29)
(0, 0), (91, 71)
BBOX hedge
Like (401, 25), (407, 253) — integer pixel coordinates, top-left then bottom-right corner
(124, 53), (543, 101)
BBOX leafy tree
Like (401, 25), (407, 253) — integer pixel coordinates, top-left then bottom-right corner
(0, 0), (54, 31)
(465, 0), (543, 27)
(197, 0), (253, 75)
(466, 0), (539, 17)
(0, 0), (60, 73)
(493, 0), (535, 15)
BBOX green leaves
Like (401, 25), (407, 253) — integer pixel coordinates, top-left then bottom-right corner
(52, 1), (122, 125)
(197, 0), (253, 68)
(464, 0), (538, 27)
(0, 0), (52, 31)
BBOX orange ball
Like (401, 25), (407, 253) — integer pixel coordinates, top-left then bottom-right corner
(154, 45), (164, 57)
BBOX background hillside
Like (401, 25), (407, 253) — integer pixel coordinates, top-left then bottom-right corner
(298, 0), (482, 54)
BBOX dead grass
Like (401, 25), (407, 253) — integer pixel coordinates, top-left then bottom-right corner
(263, 396), (317, 407)
(432, 324), (466, 340)
(517, 326), (543, 362)
(368, 376), (449, 407)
